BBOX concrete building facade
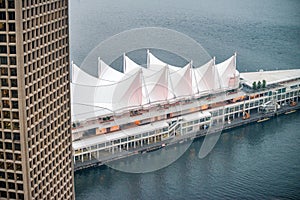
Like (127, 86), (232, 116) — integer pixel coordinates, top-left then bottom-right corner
(0, 0), (74, 199)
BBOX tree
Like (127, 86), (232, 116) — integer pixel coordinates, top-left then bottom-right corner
(252, 81), (257, 90)
(262, 80), (266, 88)
(257, 81), (261, 89)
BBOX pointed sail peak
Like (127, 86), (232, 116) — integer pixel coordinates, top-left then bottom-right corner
(98, 59), (125, 82)
(192, 58), (221, 94)
(194, 58), (214, 69)
(147, 51), (182, 72)
(215, 54), (236, 76)
(123, 55), (143, 74)
(215, 54), (239, 89)
(72, 62), (101, 86)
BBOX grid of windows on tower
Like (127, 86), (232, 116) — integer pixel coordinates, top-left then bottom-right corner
(0, 0), (73, 200)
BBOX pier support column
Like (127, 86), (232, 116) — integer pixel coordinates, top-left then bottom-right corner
(97, 148), (99, 159)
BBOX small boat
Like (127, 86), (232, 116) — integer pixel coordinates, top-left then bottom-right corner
(257, 118), (270, 123)
(285, 110), (296, 115)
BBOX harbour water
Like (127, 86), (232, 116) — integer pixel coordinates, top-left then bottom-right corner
(70, 0), (300, 199)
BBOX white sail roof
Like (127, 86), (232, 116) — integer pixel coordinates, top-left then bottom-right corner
(123, 54), (142, 74)
(192, 59), (221, 94)
(97, 58), (125, 83)
(110, 69), (142, 111)
(71, 52), (241, 121)
(170, 63), (193, 97)
(215, 53), (239, 89)
(147, 50), (181, 72)
(72, 62), (101, 86)
(124, 55), (171, 103)
(143, 66), (169, 103)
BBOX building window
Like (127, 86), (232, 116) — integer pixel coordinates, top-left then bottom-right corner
(7, 173), (14, 180)
(8, 56), (16, 65)
(12, 101), (18, 109)
(0, 12), (5, 20)
(10, 79), (17, 87)
(0, 34), (6, 42)
(4, 122), (11, 129)
(17, 184), (23, 190)
(9, 46), (16, 54)
(5, 143), (12, 150)
(0, 0), (5, 8)
(9, 34), (15, 43)
(6, 152), (13, 160)
(3, 111), (10, 118)
(16, 164), (22, 171)
(2, 100), (10, 108)
(0, 22), (6, 31)
(0, 56), (7, 64)
(1, 89), (9, 97)
(0, 172), (4, 179)
(9, 192), (16, 199)
(7, 162), (14, 170)
(1, 78), (8, 86)
(13, 133), (20, 141)
(7, 0), (15, 8)
(18, 194), (24, 199)
(10, 68), (17, 76)
(11, 90), (18, 98)
(0, 45), (7, 53)
(8, 23), (15, 31)
(0, 67), (8, 75)
(14, 143), (21, 151)
(12, 122), (19, 130)
(16, 174), (22, 181)
(0, 191), (7, 198)
(8, 12), (15, 20)
(15, 153), (21, 161)
(4, 132), (11, 139)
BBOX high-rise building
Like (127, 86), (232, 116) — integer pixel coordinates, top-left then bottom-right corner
(0, 0), (74, 199)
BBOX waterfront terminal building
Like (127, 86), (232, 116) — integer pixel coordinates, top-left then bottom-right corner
(71, 51), (300, 170)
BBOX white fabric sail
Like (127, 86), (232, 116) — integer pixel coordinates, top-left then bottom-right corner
(123, 55), (157, 77)
(170, 63), (193, 97)
(192, 59), (221, 94)
(143, 66), (169, 103)
(110, 69), (143, 111)
(97, 58), (125, 84)
(71, 53), (240, 122)
(215, 53), (239, 89)
(72, 62), (101, 86)
(147, 51), (181, 72)
(123, 54), (142, 73)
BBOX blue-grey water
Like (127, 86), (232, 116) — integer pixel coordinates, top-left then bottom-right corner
(70, 0), (300, 199)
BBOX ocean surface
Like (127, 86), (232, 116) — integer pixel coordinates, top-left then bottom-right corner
(69, 0), (300, 199)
